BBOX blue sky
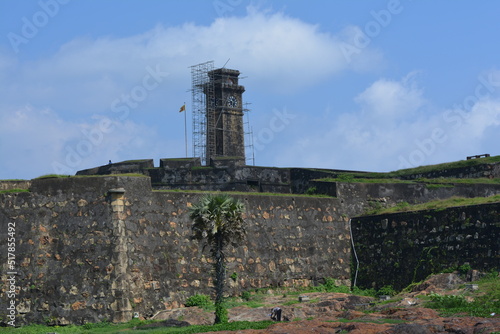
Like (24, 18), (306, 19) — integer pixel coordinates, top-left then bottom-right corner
(1, 0), (500, 179)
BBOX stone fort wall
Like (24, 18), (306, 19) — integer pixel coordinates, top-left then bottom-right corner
(0, 176), (350, 325)
(352, 202), (500, 291)
(2, 174), (500, 325)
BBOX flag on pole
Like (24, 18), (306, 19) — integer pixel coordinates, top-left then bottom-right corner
(179, 104), (186, 112)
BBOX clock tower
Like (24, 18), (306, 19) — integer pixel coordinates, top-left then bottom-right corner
(204, 68), (246, 164)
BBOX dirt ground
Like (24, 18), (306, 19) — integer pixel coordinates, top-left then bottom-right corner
(153, 273), (500, 333)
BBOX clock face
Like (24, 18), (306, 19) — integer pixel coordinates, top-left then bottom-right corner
(227, 95), (238, 108)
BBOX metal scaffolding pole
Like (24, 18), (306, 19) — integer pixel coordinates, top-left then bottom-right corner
(190, 61), (214, 165)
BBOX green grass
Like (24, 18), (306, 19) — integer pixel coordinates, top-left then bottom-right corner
(0, 188), (30, 194)
(163, 158), (197, 161)
(121, 159), (152, 163)
(425, 271), (500, 317)
(153, 189), (333, 198)
(191, 166), (214, 170)
(224, 293), (266, 309)
(363, 194), (500, 215)
(35, 173), (148, 179)
(318, 175), (500, 185)
(314, 154), (500, 183)
(390, 155), (500, 177)
(35, 174), (72, 179)
(0, 319), (274, 334)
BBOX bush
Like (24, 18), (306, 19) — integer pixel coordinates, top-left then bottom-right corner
(314, 277), (350, 293)
(215, 302), (229, 324)
(305, 186), (317, 195)
(241, 291), (251, 301)
(429, 293), (468, 308)
(352, 286), (377, 297)
(458, 264), (472, 275)
(185, 294), (212, 308)
(378, 285), (397, 296)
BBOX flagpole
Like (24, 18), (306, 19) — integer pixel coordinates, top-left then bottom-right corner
(184, 102), (188, 157)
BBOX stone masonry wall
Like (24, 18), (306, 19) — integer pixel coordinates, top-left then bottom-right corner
(0, 181), (31, 191)
(351, 203), (500, 291)
(399, 161), (500, 180)
(0, 176), (150, 326)
(0, 176), (350, 325)
(123, 192), (350, 319)
(337, 182), (500, 217)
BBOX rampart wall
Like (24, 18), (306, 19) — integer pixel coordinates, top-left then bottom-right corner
(0, 181), (31, 191)
(399, 162), (500, 180)
(0, 176), (350, 325)
(351, 203), (500, 291)
(2, 172), (500, 326)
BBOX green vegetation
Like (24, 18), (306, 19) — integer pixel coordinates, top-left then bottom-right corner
(0, 319), (274, 334)
(315, 154), (500, 185)
(163, 158), (196, 161)
(391, 155), (500, 176)
(154, 189), (333, 198)
(35, 174), (72, 179)
(0, 188), (29, 194)
(319, 175), (500, 185)
(35, 173), (148, 179)
(184, 294), (212, 308)
(121, 159), (151, 163)
(363, 194), (500, 215)
(425, 271), (500, 317)
(305, 186), (317, 195)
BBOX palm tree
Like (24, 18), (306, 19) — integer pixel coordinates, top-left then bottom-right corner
(189, 193), (246, 324)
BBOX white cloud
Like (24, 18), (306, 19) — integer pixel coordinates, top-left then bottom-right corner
(4, 7), (382, 111)
(355, 72), (424, 119)
(272, 72), (500, 172)
(0, 105), (178, 178)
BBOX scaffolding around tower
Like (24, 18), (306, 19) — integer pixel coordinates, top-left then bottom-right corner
(190, 61), (214, 165)
(190, 61), (253, 165)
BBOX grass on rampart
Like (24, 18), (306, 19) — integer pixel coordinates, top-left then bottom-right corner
(316, 155), (500, 183)
(153, 189), (333, 198)
(363, 194), (500, 216)
(390, 155), (500, 177)
(35, 173), (148, 179)
(319, 175), (500, 185)
(0, 188), (29, 194)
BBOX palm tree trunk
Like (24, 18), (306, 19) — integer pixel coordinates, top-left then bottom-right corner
(214, 232), (226, 323)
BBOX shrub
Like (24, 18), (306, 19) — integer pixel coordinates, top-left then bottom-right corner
(317, 277), (350, 293)
(185, 294), (212, 308)
(378, 285), (397, 296)
(352, 286), (377, 297)
(458, 264), (472, 275)
(215, 303), (229, 324)
(429, 293), (468, 308)
(241, 291), (251, 301)
(305, 186), (317, 195)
